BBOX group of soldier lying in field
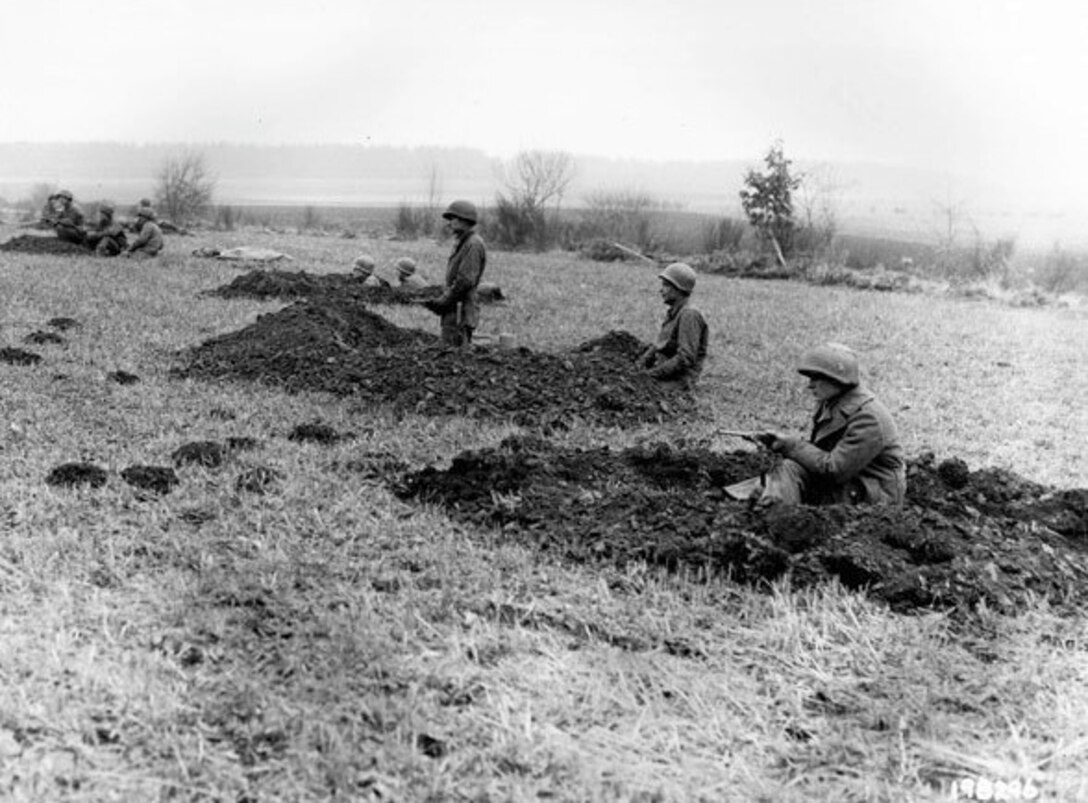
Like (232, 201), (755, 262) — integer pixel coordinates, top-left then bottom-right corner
(39, 190), (163, 258)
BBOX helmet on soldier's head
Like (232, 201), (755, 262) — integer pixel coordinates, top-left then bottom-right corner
(797, 343), (860, 387)
(658, 262), (697, 294)
(99, 201), (115, 216)
(57, 189), (74, 201)
(136, 206), (156, 220)
(442, 199), (477, 224)
(353, 255), (376, 276)
(396, 257), (417, 276)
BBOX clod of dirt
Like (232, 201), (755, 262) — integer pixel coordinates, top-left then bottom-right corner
(394, 436), (1088, 616)
(174, 299), (690, 429)
(172, 441), (228, 469)
(288, 422), (343, 445)
(208, 407), (236, 420)
(23, 330), (66, 346)
(121, 465), (180, 495)
(0, 347), (42, 366)
(107, 370), (140, 385)
(47, 317), (81, 331)
(226, 436), (260, 452)
(0, 234), (90, 256)
(937, 457), (970, 489)
(46, 462), (108, 489)
(236, 466), (282, 494)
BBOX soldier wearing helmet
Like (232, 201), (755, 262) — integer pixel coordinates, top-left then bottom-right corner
(42, 189), (87, 246)
(84, 201), (128, 256)
(124, 204), (164, 258)
(726, 343), (905, 506)
(423, 200), (487, 346)
(636, 262), (709, 390)
(352, 254), (390, 288)
(394, 257), (428, 290)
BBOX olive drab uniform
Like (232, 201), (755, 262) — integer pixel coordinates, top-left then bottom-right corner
(436, 228), (486, 346)
(639, 296), (708, 390)
(85, 209), (128, 256)
(762, 385), (906, 506)
(45, 198), (87, 246)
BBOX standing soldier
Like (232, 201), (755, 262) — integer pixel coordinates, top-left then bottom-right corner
(424, 200), (487, 346)
(637, 262), (709, 390)
(84, 202), (128, 256)
(42, 190), (87, 246)
(124, 205), (164, 258)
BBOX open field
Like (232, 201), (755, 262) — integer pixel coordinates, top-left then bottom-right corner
(1, 223), (1086, 801)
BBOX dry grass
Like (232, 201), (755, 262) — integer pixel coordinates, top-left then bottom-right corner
(0, 223), (1086, 801)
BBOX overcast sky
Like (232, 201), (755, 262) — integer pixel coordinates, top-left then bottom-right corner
(2, 0), (1085, 205)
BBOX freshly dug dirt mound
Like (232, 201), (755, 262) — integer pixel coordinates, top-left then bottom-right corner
(393, 437), (1088, 615)
(121, 465), (180, 495)
(0, 234), (90, 256)
(203, 269), (455, 306)
(174, 299), (690, 428)
(0, 347), (41, 366)
(46, 462), (108, 489)
(23, 330), (65, 346)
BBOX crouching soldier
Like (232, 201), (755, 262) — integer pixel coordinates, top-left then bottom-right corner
(124, 205), (164, 258)
(637, 262), (708, 390)
(423, 200), (487, 346)
(725, 343), (906, 506)
(43, 189), (87, 246)
(85, 202), (128, 256)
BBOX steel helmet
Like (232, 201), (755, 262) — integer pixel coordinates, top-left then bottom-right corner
(442, 199), (478, 224)
(658, 262), (697, 294)
(57, 189), (74, 201)
(136, 205), (156, 220)
(797, 343), (860, 387)
(99, 201), (115, 215)
(395, 257), (417, 275)
(353, 255), (376, 275)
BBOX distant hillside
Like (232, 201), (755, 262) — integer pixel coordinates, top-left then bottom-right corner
(0, 142), (1079, 246)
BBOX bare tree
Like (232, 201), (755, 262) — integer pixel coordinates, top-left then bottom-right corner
(155, 151), (215, 224)
(492, 149), (576, 250)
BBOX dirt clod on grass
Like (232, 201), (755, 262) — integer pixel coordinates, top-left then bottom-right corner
(121, 465), (180, 495)
(175, 298), (691, 428)
(172, 441), (228, 469)
(288, 422), (346, 445)
(236, 466), (282, 494)
(0, 347), (42, 366)
(107, 370), (140, 385)
(47, 317), (81, 331)
(394, 436), (1088, 615)
(0, 234), (90, 256)
(23, 330), (66, 346)
(46, 462), (108, 489)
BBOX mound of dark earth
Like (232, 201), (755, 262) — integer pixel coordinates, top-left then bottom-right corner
(121, 465), (180, 495)
(0, 235), (90, 256)
(107, 370), (140, 385)
(393, 437), (1088, 615)
(46, 462), (108, 489)
(0, 347), (41, 366)
(23, 330), (65, 345)
(203, 269), (458, 306)
(174, 299), (689, 428)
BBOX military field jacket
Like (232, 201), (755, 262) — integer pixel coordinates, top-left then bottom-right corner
(647, 298), (708, 387)
(438, 230), (487, 328)
(776, 385), (906, 505)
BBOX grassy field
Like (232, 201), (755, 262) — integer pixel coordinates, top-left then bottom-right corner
(1, 223), (1086, 801)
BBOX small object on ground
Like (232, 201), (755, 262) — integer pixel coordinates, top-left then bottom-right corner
(226, 436), (260, 452)
(476, 282), (505, 303)
(0, 347), (42, 366)
(937, 457), (971, 489)
(22, 330), (65, 346)
(121, 465), (180, 495)
(288, 422), (342, 445)
(47, 317), (81, 331)
(235, 466), (282, 494)
(107, 370), (140, 385)
(171, 440), (227, 469)
(46, 462), (108, 489)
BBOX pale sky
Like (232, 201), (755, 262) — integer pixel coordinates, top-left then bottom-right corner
(2, 0), (1086, 204)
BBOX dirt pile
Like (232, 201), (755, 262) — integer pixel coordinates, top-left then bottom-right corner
(0, 234), (90, 256)
(393, 437), (1088, 615)
(175, 298), (691, 428)
(204, 269), (450, 305)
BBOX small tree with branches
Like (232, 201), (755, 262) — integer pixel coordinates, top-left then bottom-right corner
(739, 141), (802, 264)
(492, 149), (576, 250)
(155, 151), (215, 225)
